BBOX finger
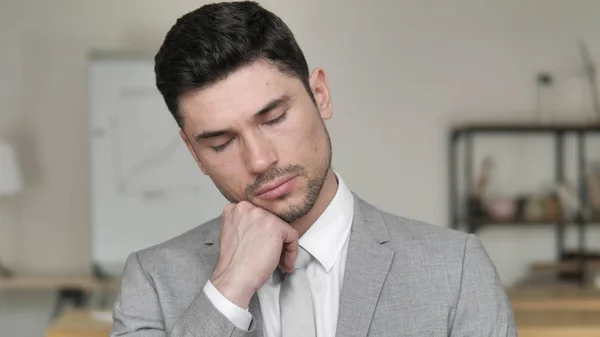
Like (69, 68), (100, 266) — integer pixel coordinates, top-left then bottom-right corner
(281, 224), (299, 245)
(280, 243), (298, 273)
(223, 203), (236, 214)
(233, 201), (254, 223)
(221, 203), (236, 228)
(236, 200), (254, 213)
(279, 226), (299, 273)
(222, 203), (236, 220)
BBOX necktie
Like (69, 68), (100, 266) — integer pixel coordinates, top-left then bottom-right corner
(279, 247), (316, 337)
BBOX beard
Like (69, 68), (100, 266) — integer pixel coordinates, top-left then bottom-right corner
(272, 127), (332, 223)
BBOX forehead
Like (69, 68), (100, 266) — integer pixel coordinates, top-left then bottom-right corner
(179, 61), (301, 128)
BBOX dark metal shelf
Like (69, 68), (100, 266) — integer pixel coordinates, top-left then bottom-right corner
(457, 217), (600, 227)
(447, 120), (600, 285)
(451, 122), (600, 135)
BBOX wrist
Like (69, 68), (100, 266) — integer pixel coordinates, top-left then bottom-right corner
(211, 271), (255, 309)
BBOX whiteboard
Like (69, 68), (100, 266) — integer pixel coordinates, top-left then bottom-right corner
(89, 55), (227, 276)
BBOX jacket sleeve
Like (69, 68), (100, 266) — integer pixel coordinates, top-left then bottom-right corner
(110, 252), (255, 337)
(448, 234), (518, 336)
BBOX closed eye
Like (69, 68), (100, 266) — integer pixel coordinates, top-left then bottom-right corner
(264, 111), (288, 126)
(210, 138), (233, 153)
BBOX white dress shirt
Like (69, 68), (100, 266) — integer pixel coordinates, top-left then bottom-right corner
(203, 173), (355, 336)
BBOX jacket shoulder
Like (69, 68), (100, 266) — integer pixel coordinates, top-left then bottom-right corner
(382, 210), (468, 247)
(372, 205), (473, 290)
(354, 196), (471, 268)
(355, 196), (470, 267)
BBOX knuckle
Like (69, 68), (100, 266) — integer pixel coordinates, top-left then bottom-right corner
(248, 207), (265, 219)
(236, 201), (253, 213)
(263, 217), (281, 232)
(222, 203), (235, 215)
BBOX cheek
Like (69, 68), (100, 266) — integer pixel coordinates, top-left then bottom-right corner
(200, 153), (247, 195)
(273, 113), (325, 162)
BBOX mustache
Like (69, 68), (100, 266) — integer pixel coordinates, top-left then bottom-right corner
(246, 164), (305, 197)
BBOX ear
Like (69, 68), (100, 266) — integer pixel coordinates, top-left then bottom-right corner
(309, 68), (332, 120)
(180, 129), (208, 175)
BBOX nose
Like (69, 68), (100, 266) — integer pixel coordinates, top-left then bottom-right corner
(242, 130), (278, 175)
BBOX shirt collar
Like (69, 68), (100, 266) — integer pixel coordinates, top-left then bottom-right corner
(299, 172), (354, 272)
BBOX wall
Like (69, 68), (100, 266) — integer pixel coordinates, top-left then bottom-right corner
(1, 0), (600, 287)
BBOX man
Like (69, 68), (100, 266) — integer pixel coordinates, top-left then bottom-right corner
(111, 2), (516, 336)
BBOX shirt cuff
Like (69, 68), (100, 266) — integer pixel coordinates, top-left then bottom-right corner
(203, 280), (253, 331)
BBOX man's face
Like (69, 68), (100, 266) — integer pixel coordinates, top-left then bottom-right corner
(179, 60), (333, 223)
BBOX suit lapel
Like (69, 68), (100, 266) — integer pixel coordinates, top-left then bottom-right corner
(200, 222), (265, 336)
(336, 195), (395, 337)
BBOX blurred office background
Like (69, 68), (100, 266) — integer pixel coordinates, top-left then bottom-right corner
(1, 0), (600, 336)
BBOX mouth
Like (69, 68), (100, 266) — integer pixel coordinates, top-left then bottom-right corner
(255, 175), (298, 200)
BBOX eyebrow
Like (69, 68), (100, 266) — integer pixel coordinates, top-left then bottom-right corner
(194, 94), (292, 142)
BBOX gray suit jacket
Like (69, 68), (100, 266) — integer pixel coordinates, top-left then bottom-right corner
(111, 194), (517, 336)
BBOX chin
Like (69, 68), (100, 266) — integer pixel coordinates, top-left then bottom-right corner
(276, 194), (315, 223)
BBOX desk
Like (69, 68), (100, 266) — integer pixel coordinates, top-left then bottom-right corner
(515, 309), (600, 337)
(509, 284), (600, 337)
(0, 275), (115, 291)
(0, 275), (120, 318)
(508, 284), (600, 311)
(46, 310), (112, 337)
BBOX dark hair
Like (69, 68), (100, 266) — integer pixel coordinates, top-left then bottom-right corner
(154, 1), (311, 127)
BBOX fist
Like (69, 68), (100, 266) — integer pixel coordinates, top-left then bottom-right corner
(210, 201), (299, 308)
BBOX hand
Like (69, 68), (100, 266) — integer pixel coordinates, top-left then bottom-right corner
(210, 201), (299, 309)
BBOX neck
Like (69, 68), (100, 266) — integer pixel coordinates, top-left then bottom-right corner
(290, 168), (338, 237)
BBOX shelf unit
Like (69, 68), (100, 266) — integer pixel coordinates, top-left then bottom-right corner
(448, 122), (600, 283)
